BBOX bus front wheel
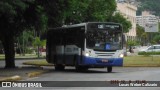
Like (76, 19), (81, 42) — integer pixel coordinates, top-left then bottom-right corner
(107, 67), (112, 72)
(55, 64), (65, 71)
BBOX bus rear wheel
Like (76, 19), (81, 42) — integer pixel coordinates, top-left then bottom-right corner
(107, 67), (112, 72)
(55, 64), (65, 71)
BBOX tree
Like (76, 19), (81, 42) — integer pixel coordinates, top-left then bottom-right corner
(141, 33), (148, 45)
(0, 0), (121, 68)
(110, 13), (132, 33)
(136, 24), (145, 42)
(136, 24), (150, 45)
(137, 0), (160, 16)
(42, 0), (116, 26)
(136, 24), (144, 37)
(127, 40), (138, 53)
(127, 40), (138, 46)
(33, 37), (46, 58)
(0, 0), (47, 68)
(153, 35), (160, 44)
(37, 0), (117, 27)
(16, 30), (34, 55)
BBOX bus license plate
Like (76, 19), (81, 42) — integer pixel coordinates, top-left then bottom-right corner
(102, 60), (108, 63)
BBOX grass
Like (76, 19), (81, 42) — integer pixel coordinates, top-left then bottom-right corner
(0, 54), (45, 60)
(22, 56), (160, 67)
(124, 56), (160, 66)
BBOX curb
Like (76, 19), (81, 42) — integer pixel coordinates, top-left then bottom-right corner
(0, 75), (22, 81)
(0, 70), (48, 81)
(23, 63), (54, 66)
(27, 71), (48, 78)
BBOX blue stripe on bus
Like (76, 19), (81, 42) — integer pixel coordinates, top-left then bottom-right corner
(82, 56), (123, 66)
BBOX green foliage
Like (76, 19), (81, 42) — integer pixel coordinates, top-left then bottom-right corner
(32, 37), (46, 58)
(127, 40), (138, 46)
(136, 24), (148, 45)
(33, 37), (46, 47)
(110, 13), (132, 33)
(0, 0), (47, 38)
(25, 48), (33, 54)
(136, 24), (152, 45)
(0, 0), (47, 68)
(138, 51), (160, 56)
(0, 0), (130, 67)
(16, 31), (34, 55)
(0, 0), (28, 36)
(54, 0), (116, 25)
(159, 22), (160, 32)
(86, 0), (116, 22)
(137, 0), (160, 16)
(153, 35), (160, 44)
(136, 24), (145, 37)
(34, 5), (48, 35)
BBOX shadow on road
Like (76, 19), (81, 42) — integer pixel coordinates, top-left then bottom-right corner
(44, 68), (119, 74)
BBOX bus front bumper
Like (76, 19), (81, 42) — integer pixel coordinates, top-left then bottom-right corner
(81, 56), (123, 67)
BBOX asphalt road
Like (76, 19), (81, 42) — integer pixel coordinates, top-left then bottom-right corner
(28, 67), (160, 81)
(25, 67), (160, 90)
(1, 67), (160, 90)
(1, 60), (160, 90)
(0, 59), (42, 68)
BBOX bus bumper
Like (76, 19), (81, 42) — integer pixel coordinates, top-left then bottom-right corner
(82, 56), (123, 67)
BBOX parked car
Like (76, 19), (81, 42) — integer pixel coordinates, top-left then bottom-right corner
(139, 45), (160, 52)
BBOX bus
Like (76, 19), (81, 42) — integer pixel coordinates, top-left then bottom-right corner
(46, 22), (124, 72)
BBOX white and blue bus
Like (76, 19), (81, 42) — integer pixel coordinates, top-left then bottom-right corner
(46, 22), (124, 72)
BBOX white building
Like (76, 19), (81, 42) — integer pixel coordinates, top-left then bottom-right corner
(136, 11), (159, 28)
(116, 1), (137, 40)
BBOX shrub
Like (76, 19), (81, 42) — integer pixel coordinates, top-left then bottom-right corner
(138, 51), (160, 56)
(25, 48), (34, 54)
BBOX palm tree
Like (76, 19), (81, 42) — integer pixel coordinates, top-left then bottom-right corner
(33, 37), (46, 58)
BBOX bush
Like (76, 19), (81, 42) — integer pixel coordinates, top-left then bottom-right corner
(138, 51), (160, 56)
(25, 48), (34, 54)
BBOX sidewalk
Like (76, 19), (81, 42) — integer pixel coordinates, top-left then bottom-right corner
(0, 66), (48, 81)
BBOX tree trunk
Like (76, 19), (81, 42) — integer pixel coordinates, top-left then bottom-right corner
(37, 45), (40, 58)
(2, 35), (16, 68)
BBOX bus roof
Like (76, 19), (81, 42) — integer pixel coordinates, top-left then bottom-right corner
(48, 22), (121, 30)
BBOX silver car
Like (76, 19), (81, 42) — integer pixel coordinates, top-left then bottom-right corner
(139, 45), (160, 52)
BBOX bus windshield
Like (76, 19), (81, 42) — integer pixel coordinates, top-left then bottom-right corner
(86, 30), (122, 51)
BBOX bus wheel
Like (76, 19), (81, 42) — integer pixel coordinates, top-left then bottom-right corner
(55, 64), (65, 71)
(107, 67), (112, 72)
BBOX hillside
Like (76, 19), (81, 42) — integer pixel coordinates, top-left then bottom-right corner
(137, 0), (160, 16)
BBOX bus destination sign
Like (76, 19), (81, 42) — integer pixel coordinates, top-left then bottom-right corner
(88, 23), (120, 30)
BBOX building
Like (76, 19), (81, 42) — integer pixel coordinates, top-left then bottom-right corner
(136, 11), (159, 28)
(116, 1), (137, 40)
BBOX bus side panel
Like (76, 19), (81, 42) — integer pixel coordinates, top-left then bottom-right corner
(46, 31), (53, 63)
(46, 30), (64, 64)
(64, 55), (76, 65)
(64, 45), (82, 65)
(55, 46), (64, 64)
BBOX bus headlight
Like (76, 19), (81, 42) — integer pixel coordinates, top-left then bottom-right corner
(85, 52), (90, 56)
(119, 54), (124, 58)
